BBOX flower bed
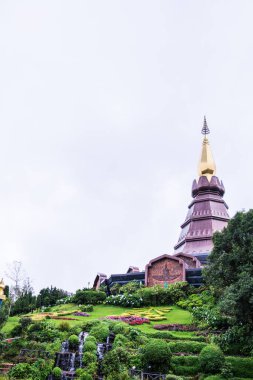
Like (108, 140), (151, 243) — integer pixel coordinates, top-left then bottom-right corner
(73, 312), (90, 317)
(107, 315), (150, 325)
(50, 316), (78, 321)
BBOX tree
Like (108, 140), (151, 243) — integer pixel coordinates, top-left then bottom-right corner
(204, 210), (253, 325)
(203, 210), (253, 353)
(5, 261), (25, 302)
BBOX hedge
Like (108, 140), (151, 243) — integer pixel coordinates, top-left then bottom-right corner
(171, 365), (199, 376)
(168, 340), (207, 354)
(226, 356), (253, 378)
(171, 355), (199, 367)
(148, 331), (206, 342)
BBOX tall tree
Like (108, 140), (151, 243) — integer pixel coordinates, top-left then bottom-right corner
(5, 261), (25, 302)
(204, 209), (253, 326)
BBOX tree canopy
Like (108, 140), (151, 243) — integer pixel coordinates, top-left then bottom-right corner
(204, 209), (253, 326)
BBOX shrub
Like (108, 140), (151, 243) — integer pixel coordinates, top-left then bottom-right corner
(58, 321), (70, 331)
(83, 351), (97, 366)
(52, 366), (62, 379)
(85, 335), (97, 344)
(76, 368), (93, 379)
(141, 338), (172, 373)
(81, 319), (101, 332)
(199, 344), (225, 374)
(172, 365), (199, 376)
(171, 356), (200, 376)
(113, 334), (128, 348)
(68, 334), (79, 349)
(226, 356), (253, 378)
(80, 304), (94, 312)
(166, 376), (184, 380)
(111, 322), (130, 335)
(168, 340), (207, 354)
(84, 340), (97, 353)
(105, 294), (143, 308)
(73, 290), (106, 305)
(90, 322), (109, 342)
(8, 363), (33, 379)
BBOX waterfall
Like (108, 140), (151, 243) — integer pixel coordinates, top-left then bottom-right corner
(69, 353), (76, 372)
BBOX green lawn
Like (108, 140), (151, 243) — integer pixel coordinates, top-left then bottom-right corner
(1, 304), (193, 336)
(1, 315), (19, 334)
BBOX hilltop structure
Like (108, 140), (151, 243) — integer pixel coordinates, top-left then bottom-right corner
(93, 118), (230, 289)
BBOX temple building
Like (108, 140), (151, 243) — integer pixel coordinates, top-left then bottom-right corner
(93, 118), (230, 290)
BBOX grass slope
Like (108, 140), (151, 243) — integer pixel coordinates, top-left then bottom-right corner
(1, 304), (192, 335)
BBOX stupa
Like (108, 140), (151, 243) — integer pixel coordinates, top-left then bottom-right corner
(174, 117), (230, 265)
(93, 117), (230, 289)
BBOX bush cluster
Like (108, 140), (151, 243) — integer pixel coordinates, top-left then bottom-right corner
(73, 290), (106, 305)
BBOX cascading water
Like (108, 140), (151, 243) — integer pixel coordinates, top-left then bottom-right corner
(52, 331), (89, 379)
(69, 353), (75, 372)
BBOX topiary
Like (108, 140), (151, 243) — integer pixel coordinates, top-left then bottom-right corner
(85, 335), (97, 344)
(68, 334), (79, 349)
(199, 344), (225, 374)
(83, 340), (97, 353)
(52, 366), (62, 379)
(141, 338), (172, 373)
(75, 368), (93, 380)
(82, 351), (97, 365)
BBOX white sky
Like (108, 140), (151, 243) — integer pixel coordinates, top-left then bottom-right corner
(0, 1), (252, 293)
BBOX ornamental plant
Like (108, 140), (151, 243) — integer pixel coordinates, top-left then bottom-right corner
(199, 344), (225, 374)
(68, 334), (79, 349)
(141, 338), (172, 373)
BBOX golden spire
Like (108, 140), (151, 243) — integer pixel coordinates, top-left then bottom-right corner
(198, 116), (216, 181)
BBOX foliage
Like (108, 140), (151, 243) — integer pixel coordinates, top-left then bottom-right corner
(82, 351), (97, 365)
(80, 304), (94, 312)
(90, 322), (109, 342)
(68, 334), (79, 349)
(8, 359), (52, 380)
(225, 356), (253, 378)
(136, 283), (188, 306)
(73, 290), (106, 305)
(202, 210), (253, 353)
(102, 347), (130, 378)
(113, 333), (129, 348)
(141, 338), (172, 372)
(58, 321), (71, 331)
(36, 286), (69, 308)
(85, 335), (97, 344)
(199, 344), (225, 374)
(119, 281), (142, 294)
(75, 369), (93, 380)
(11, 291), (36, 315)
(27, 321), (62, 342)
(52, 366), (62, 379)
(83, 340), (97, 353)
(168, 340), (207, 354)
(177, 290), (215, 311)
(105, 294), (143, 308)
(0, 299), (10, 329)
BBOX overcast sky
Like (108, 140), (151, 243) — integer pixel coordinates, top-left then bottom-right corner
(0, 1), (252, 293)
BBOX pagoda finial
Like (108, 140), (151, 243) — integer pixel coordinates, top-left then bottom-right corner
(201, 116), (210, 136)
(198, 117), (216, 181)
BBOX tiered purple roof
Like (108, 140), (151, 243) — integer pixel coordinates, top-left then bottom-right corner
(174, 175), (229, 262)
